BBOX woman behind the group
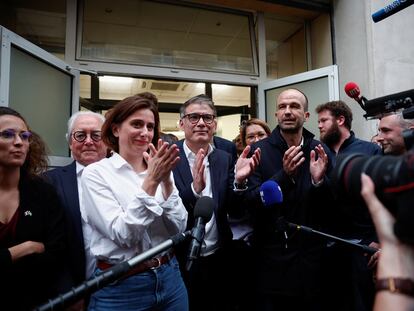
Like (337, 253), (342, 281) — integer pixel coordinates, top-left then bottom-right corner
(81, 92), (188, 311)
(0, 107), (66, 310)
(229, 117), (271, 311)
(240, 118), (271, 147)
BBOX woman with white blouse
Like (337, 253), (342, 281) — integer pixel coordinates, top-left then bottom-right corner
(81, 92), (188, 311)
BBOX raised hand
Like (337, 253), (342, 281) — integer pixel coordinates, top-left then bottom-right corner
(235, 145), (261, 183)
(143, 139), (180, 196)
(310, 144), (328, 184)
(283, 145), (304, 177)
(192, 148), (206, 194)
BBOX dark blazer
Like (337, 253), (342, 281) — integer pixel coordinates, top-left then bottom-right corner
(45, 161), (86, 291)
(173, 140), (235, 245)
(0, 174), (65, 310)
(213, 136), (237, 165)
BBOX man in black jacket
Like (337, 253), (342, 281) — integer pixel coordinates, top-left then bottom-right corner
(316, 100), (382, 311)
(247, 88), (332, 310)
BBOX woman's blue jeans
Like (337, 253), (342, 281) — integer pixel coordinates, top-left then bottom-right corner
(88, 257), (188, 311)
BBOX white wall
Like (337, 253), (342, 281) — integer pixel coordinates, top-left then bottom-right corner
(333, 0), (414, 140)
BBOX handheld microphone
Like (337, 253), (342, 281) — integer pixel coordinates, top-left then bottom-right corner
(185, 196), (214, 271)
(260, 180), (283, 207)
(344, 82), (368, 111)
(372, 0), (414, 23)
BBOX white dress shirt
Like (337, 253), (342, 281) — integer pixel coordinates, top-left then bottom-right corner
(81, 152), (188, 264)
(183, 141), (219, 256)
(76, 162), (96, 278)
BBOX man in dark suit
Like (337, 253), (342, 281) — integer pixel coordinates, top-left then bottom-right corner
(45, 111), (107, 308)
(173, 94), (260, 311)
(213, 135), (237, 164)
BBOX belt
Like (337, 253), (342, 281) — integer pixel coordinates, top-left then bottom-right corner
(97, 251), (174, 278)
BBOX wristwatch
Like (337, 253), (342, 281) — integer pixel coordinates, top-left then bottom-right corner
(376, 277), (414, 297)
(234, 180), (248, 190)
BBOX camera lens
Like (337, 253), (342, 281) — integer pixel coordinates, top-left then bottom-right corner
(332, 153), (404, 214)
(332, 152), (414, 244)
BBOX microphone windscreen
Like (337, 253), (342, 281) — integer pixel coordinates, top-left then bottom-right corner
(194, 196), (214, 222)
(260, 180), (283, 206)
(344, 82), (360, 99)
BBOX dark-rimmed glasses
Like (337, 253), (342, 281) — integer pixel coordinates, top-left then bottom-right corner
(0, 129), (32, 141)
(72, 131), (102, 143)
(182, 113), (216, 125)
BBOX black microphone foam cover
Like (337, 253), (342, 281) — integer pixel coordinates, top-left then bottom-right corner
(193, 196), (214, 223)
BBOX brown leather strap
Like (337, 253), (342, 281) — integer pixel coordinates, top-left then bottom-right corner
(376, 277), (414, 297)
(97, 251), (174, 278)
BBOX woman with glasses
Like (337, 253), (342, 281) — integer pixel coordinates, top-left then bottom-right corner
(0, 106), (65, 310)
(240, 118), (271, 147)
(81, 92), (188, 311)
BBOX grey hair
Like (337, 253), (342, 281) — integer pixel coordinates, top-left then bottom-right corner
(179, 94), (217, 118)
(397, 113), (414, 129)
(66, 111), (105, 142)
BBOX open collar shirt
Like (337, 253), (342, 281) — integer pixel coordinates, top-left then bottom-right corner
(81, 152), (188, 264)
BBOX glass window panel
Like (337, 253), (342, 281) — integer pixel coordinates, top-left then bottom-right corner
(265, 77), (330, 137)
(212, 84), (250, 141)
(264, 13), (307, 79)
(0, 0), (66, 57)
(80, 0), (256, 74)
(98, 76), (205, 104)
(212, 84), (250, 107)
(80, 74), (91, 98)
(9, 46), (72, 157)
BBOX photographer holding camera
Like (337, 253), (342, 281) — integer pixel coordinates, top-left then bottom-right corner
(332, 88), (414, 311)
(361, 173), (414, 311)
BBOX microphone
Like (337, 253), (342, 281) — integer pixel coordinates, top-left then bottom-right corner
(260, 180), (283, 207)
(287, 222), (379, 255)
(344, 82), (368, 111)
(185, 196), (214, 271)
(372, 0), (414, 23)
(258, 180), (378, 254)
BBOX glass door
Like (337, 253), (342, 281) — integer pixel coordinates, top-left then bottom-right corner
(257, 65), (339, 138)
(0, 26), (80, 167)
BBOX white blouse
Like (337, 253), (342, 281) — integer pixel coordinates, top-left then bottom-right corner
(81, 152), (188, 264)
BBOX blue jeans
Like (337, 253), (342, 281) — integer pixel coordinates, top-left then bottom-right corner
(88, 257), (188, 311)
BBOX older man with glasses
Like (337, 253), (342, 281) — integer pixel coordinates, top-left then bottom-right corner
(45, 111), (107, 310)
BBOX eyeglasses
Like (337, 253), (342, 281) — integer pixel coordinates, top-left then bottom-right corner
(246, 132), (267, 141)
(72, 131), (102, 143)
(0, 129), (32, 141)
(182, 113), (216, 125)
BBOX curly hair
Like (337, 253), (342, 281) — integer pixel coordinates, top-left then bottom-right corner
(0, 106), (49, 175)
(102, 92), (160, 153)
(315, 100), (353, 130)
(240, 118), (271, 146)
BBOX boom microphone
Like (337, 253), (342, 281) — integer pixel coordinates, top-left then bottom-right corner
(372, 0), (414, 23)
(260, 180), (283, 207)
(344, 82), (368, 111)
(258, 180), (378, 254)
(185, 196), (214, 271)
